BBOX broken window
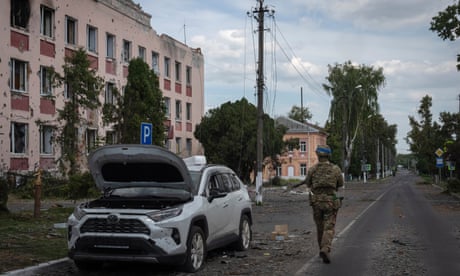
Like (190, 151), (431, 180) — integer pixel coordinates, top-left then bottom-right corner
(122, 40), (131, 62)
(64, 82), (73, 100)
(164, 57), (170, 78)
(175, 100), (182, 120)
(40, 66), (52, 96)
(65, 16), (77, 45)
(11, 0), (30, 29)
(11, 59), (28, 93)
(86, 129), (97, 153)
(11, 122), (28, 154)
(175, 61), (181, 82)
(106, 33), (115, 58)
(105, 131), (116, 145)
(138, 46), (146, 61)
(175, 137), (182, 154)
(186, 66), (192, 85)
(152, 52), (159, 74)
(40, 125), (53, 154)
(186, 102), (192, 121)
(87, 25), (97, 53)
(40, 5), (54, 38)
(164, 97), (170, 118)
(105, 82), (115, 104)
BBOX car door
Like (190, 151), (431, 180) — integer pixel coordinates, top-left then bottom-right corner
(205, 174), (233, 241)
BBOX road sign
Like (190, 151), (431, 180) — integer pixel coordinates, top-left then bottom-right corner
(436, 157), (444, 168)
(447, 161), (456, 171)
(140, 122), (152, 145)
(435, 148), (444, 157)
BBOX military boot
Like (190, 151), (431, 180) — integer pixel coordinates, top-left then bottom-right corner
(319, 249), (331, 264)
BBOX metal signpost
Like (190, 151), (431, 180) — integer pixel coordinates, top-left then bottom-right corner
(435, 148), (444, 184)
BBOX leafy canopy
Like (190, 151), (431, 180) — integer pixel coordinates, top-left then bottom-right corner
(194, 98), (285, 182)
(288, 105), (312, 123)
(323, 61), (386, 175)
(56, 48), (103, 175)
(104, 58), (166, 145)
(430, 1), (460, 70)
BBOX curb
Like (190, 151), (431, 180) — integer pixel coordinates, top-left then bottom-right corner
(2, 257), (69, 276)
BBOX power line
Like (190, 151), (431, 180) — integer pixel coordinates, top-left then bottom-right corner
(272, 18), (328, 101)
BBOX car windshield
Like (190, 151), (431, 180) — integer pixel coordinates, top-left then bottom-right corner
(189, 171), (202, 193)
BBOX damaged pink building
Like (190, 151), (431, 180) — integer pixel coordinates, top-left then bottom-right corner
(1, 0), (205, 174)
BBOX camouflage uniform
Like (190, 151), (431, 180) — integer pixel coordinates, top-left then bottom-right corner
(305, 148), (343, 263)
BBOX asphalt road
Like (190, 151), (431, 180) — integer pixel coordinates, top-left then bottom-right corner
(297, 170), (460, 275)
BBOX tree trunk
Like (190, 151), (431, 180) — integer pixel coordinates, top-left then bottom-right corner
(0, 178), (9, 213)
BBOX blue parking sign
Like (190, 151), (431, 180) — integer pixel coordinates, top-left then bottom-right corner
(436, 157), (443, 168)
(140, 122), (152, 145)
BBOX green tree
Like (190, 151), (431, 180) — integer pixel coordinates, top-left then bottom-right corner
(105, 58), (165, 144)
(357, 114), (397, 178)
(439, 111), (460, 179)
(288, 105), (312, 123)
(406, 95), (443, 175)
(430, 1), (460, 70)
(56, 48), (103, 175)
(323, 61), (386, 175)
(194, 98), (285, 183)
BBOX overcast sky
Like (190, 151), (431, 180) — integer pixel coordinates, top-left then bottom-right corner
(137, 0), (458, 154)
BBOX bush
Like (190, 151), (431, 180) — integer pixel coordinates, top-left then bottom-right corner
(9, 171), (99, 200)
(447, 178), (460, 193)
(67, 172), (99, 200)
(270, 176), (282, 186)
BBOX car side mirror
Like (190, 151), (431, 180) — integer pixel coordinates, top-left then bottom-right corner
(208, 189), (226, 202)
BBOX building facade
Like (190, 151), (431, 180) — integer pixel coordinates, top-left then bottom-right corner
(1, 0), (205, 175)
(273, 116), (328, 181)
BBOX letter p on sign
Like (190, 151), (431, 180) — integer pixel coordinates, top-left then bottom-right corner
(140, 122), (152, 145)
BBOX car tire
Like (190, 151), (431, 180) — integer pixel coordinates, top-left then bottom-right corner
(182, 226), (206, 273)
(234, 214), (252, 251)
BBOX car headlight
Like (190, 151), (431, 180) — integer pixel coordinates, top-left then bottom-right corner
(72, 205), (86, 220)
(147, 207), (182, 222)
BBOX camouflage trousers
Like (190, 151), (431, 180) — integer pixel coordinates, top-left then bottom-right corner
(311, 202), (338, 253)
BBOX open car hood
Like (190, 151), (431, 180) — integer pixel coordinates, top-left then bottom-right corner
(88, 144), (194, 193)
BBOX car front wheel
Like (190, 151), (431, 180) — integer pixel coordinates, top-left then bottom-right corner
(182, 226), (206, 272)
(234, 214), (251, 251)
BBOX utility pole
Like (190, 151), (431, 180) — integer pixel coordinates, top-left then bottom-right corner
(252, 0), (272, 204)
(301, 87), (304, 122)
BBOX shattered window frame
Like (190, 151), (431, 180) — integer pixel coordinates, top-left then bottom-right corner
(40, 125), (54, 155)
(40, 65), (53, 96)
(65, 15), (77, 45)
(11, 58), (28, 93)
(11, 0), (30, 29)
(87, 25), (98, 53)
(40, 5), (54, 38)
(11, 122), (28, 154)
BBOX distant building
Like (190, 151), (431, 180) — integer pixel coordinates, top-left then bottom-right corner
(1, 0), (204, 174)
(271, 116), (328, 181)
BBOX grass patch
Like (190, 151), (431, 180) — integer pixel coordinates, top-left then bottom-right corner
(0, 207), (72, 273)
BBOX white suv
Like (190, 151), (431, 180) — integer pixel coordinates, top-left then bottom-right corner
(67, 144), (252, 272)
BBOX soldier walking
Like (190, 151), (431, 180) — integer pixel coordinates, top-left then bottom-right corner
(304, 145), (344, 263)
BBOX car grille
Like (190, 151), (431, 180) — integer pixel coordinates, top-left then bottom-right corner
(81, 218), (150, 235)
